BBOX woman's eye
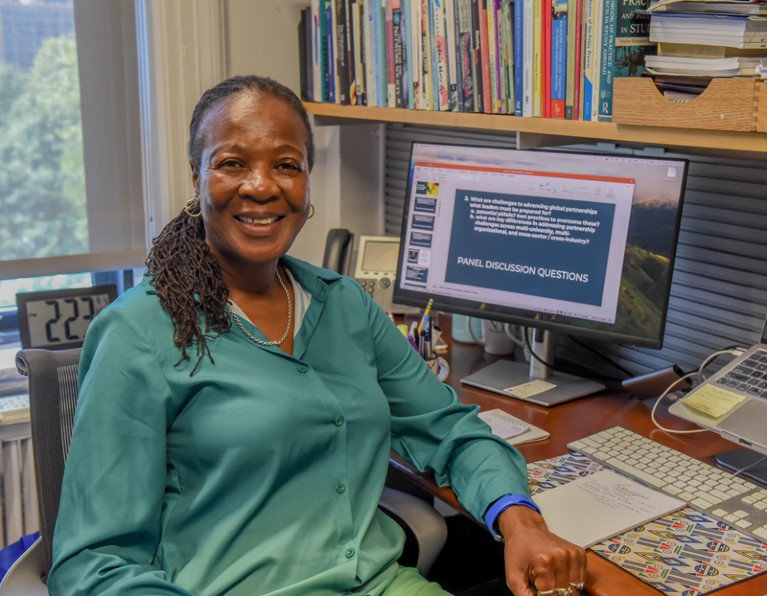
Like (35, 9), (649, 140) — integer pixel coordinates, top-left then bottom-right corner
(277, 162), (302, 172)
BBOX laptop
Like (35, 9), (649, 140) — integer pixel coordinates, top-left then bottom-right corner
(669, 320), (767, 456)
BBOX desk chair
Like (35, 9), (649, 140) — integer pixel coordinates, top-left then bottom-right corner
(0, 347), (447, 593)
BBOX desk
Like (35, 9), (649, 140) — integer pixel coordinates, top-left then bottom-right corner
(389, 338), (767, 596)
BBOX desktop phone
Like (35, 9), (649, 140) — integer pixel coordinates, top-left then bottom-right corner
(353, 235), (419, 315)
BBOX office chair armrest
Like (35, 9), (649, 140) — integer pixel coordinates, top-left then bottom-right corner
(378, 487), (448, 576)
(0, 537), (46, 595)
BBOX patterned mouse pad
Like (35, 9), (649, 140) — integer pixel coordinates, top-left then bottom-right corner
(527, 452), (767, 595)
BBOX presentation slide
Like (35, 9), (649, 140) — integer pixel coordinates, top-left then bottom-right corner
(445, 190), (615, 306)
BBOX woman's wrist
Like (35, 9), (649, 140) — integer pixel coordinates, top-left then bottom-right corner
(484, 494), (542, 541)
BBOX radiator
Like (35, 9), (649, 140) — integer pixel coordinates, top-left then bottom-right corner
(0, 420), (38, 549)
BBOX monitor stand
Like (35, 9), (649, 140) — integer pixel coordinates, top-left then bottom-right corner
(460, 328), (605, 407)
(716, 448), (767, 486)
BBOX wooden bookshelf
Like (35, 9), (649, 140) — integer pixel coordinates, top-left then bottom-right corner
(305, 102), (767, 158)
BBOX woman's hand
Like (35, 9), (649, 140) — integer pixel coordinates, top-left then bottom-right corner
(497, 505), (587, 596)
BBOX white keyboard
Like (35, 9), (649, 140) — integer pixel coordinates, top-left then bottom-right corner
(568, 426), (767, 543)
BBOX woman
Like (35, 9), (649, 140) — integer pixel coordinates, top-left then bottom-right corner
(48, 75), (586, 595)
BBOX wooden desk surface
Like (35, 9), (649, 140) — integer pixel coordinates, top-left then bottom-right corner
(390, 338), (767, 596)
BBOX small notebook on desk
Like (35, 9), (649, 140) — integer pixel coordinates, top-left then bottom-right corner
(477, 409), (549, 445)
(532, 468), (685, 548)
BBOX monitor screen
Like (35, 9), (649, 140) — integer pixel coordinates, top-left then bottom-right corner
(393, 142), (688, 350)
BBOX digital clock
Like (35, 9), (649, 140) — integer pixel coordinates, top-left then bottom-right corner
(16, 285), (117, 350)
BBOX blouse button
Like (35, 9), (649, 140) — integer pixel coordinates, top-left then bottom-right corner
(345, 547), (356, 559)
(334, 416), (345, 426)
(336, 483), (346, 494)
(297, 364), (308, 373)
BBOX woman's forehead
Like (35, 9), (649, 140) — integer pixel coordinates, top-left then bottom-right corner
(198, 93), (306, 149)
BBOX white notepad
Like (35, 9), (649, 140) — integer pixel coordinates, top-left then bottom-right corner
(532, 469), (686, 548)
(478, 409), (549, 445)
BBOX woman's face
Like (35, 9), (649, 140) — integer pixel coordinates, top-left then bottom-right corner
(192, 92), (310, 272)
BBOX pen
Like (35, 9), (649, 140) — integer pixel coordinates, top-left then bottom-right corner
(408, 321), (419, 350)
(418, 298), (433, 336)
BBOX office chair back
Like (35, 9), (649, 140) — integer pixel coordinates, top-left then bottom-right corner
(15, 348), (81, 581)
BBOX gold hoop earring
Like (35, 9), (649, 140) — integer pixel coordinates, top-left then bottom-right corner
(307, 204), (315, 219)
(184, 198), (201, 218)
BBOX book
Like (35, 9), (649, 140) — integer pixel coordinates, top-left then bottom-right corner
(501, 0), (515, 113)
(487, 0), (501, 113)
(581, 0), (598, 120)
(477, 409), (550, 444)
(445, 0), (460, 110)
(392, 0), (407, 107)
(542, 0), (552, 118)
(597, 0), (618, 121)
(532, 469), (685, 548)
(648, 0), (767, 15)
(311, 0), (324, 101)
(588, 0), (604, 121)
(457, 0), (475, 111)
(299, 6), (313, 101)
(645, 53), (764, 74)
(478, 0), (493, 112)
(421, 0), (435, 110)
(614, 0), (655, 80)
(648, 12), (767, 47)
(365, 0), (380, 106)
(325, 0), (337, 103)
(336, 0), (351, 104)
(532, 0), (542, 116)
(470, 0), (486, 111)
(513, 0), (524, 114)
(433, 0), (451, 110)
(551, 0), (568, 118)
(522, 0), (534, 115)
(410, 0), (423, 108)
(565, 0), (580, 118)
(351, 0), (366, 105)
(658, 39), (767, 55)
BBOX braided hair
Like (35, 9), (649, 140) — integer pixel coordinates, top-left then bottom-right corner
(145, 75), (316, 375)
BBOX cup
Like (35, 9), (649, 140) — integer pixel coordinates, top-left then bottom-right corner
(451, 314), (483, 344)
(470, 318), (515, 355)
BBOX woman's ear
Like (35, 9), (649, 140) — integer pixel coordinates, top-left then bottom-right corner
(191, 164), (199, 197)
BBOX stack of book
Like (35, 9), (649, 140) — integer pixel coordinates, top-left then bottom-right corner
(297, 0), (657, 122)
(643, 0), (767, 95)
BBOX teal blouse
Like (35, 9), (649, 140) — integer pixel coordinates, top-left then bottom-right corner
(48, 256), (530, 595)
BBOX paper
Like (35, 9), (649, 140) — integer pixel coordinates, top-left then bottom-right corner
(532, 469), (685, 548)
(478, 409), (530, 439)
(478, 409), (550, 445)
(683, 384), (746, 418)
(504, 380), (556, 399)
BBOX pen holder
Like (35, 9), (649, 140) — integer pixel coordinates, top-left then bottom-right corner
(425, 353), (450, 382)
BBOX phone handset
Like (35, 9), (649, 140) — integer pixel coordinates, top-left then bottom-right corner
(322, 228), (354, 274)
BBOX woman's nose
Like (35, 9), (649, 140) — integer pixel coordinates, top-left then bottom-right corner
(239, 166), (279, 199)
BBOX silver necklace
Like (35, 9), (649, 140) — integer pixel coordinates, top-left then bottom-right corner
(230, 268), (293, 346)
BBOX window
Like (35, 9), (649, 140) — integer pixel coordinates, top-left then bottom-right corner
(0, 0), (146, 367)
(0, 0), (145, 281)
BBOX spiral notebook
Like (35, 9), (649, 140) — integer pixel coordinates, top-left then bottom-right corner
(477, 409), (549, 445)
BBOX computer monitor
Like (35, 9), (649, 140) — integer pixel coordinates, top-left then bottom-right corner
(393, 142), (688, 404)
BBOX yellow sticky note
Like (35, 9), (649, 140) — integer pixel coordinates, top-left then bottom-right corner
(504, 380), (556, 399)
(683, 385), (746, 418)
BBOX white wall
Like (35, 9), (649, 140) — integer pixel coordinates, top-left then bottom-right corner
(224, 0), (386, 264)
